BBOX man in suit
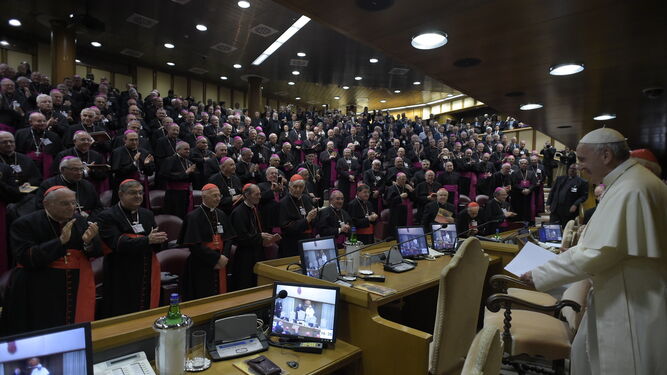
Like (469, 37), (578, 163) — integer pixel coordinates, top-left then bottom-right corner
(547, 163), (588, 227)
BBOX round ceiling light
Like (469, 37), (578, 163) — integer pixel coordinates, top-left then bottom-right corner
(0, 40), (9, 46)
(238, 1), (251, 8)
(164, 43), (175, 49)
(90, 41), (102, 47)
(166, 62), (175, 66)
(322, 104), (327, 107)
(8, 19), (21, 27)
(354, 76), (362, 81)
(297, 52), (306, 57)
(295, 97), (301, 100)
(413, 81), (421, 85)
(369, 58), (379, 63)
(75, 59), (81, 63)
(394, 90), (401, 93)
(411, 31), (448, 50)
(220, 76), (228, 80)
(196, 24), (208, 31)
(342, 86), (350, 90)
(380, 99), (387, 103)
(549, 63), (584, 76)
(593, 113), (616, 121)
(520, 103), (543, 110)
(292, 71), (300, 76)
(287, 81), (295, 85)
(233, 64), (242, 69)
(334, 96), (340, 100)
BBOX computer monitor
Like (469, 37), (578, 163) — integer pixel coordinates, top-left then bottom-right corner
(0, 323), (93, 374)
(270, 282), (340, 344)
(396, 226), (429, 258)
(539, 224), (562, 243)
(298, 236), (339, 279)
(431, 224), (458, 251)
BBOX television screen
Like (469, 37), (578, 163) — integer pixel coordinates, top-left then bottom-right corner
(396, 226), (429, 258)
(298, 236), (339, 279)
(539, 224), (562, 242)
(270, 282), (340, 343)
(0, 323), (93, 375)
(431, 224), (458, 251)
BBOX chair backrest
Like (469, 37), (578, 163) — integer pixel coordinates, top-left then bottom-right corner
(561, 279), (591, 332)
(192, 190), (203, 208)
(156, 248), (191, 277)
(475, 195), (489, 207)
(461, 326), (504, 375)
(100, 190), (113, 208)
(561, 220), (576, 248)
(149, 190), (166, 211)
(155, 214), (183, 243)
(429, 237), (489, 375)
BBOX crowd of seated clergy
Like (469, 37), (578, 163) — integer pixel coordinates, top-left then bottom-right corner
(0, 61), (597, 335)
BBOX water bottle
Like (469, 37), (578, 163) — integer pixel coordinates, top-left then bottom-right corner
(494, 228), (501, 241)
(350, 227), (357, 243)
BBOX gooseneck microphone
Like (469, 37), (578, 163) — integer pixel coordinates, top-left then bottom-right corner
(318, 237), (395, 282)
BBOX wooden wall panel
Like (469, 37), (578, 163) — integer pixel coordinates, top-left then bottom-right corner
(75, 64), (87, 78)
(114, 74), (133, 90)
(219, 86), (231, 107)
(37, 43), (51, 78)
(173, 76), (187, 97)
(91, 68), (111, 82)
(136, 66), (153, 97)
(206, 83), (218, 103)
(156, 71), (171, 96)
(190, 79), (203, 102)
(6, 50), (32, 70)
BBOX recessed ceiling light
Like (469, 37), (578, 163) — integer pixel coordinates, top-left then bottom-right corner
(237, 0), (251, 8)
(394, 90), (401, 93)
(90, 41), (102, 47)
(354, 76), (362, 81)
(233, 64), (242, 69)
(411, 31), (448, 50)
(593, 113), (616, 121)
(8, 19), (21, 27)
(292, 71), (300, 75)
(380, 99), (387, 103)
(220, 76), (228, 80)
(369, 58), (379, 63)
(549, 63), (584, 76)
(69, 13), (75, 18)
(75, 59), (81, 63)
(342, 86), (350, 90)
(322, 104), (327, 107)
(334, 96), (340, 100)
(413, 81), (421, 85)
(196, 24), (208, 31)
(297, 52), (306, 57)
(0, 40), (9, 47)
(164, 43), (175, 49)
(251, 15), (311, 65)
(295, 97), (301, 100)
(520, 103), (543, 110)
(287, 81), (295, 85)
(166, 62), (175, 66)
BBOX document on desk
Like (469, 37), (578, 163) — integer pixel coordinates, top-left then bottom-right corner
(504, 242), (558, 276)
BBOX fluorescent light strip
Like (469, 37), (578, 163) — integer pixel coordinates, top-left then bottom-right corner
(252, 15), (311, 65)
(380, 94), (465, 111)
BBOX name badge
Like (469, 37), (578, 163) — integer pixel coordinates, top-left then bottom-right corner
(375, 176), (381, 181)
(228, 188), (236, 195)
(346, 159), (351, 164)
(571, 186), (578, 193)
(217, 224), (224, 234)
(10, 164), (22, 173)
(471, 220), (478, 227)
(131, 223), (145, 234)
(299, 207), (307, 216)
(42, 138), (52, 146)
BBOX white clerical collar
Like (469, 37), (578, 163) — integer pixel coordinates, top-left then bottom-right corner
(602, 158), (637, 193)
(201, 202), (215, 212)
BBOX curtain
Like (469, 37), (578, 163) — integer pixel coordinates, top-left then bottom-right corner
(62, 350), (87, 375)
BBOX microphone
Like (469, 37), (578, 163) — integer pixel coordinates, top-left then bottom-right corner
(457, 219), (502, 239)
(318, 237), (395, 283)
(276, 289), (288, 300)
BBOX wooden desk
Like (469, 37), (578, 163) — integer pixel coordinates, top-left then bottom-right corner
(91, 286), (361, 375)
(255, 244), (500, 375)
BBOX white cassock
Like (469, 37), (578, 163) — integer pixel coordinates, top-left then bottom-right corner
(531, 159), (667, 375)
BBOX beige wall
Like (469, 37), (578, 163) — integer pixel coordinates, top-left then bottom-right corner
(114, 74), (133, 90)
(173, 76), (187, 97)
(136, 66), (153, 96)
(219, 86), (231, 107)
(75, 63), (87, 77)
(6, 50), (32, 70)
(91, 68), (110, 82)
(156, 71), (171, 96)
(190, 79), (202, 102)
(206, 83), (217, 103)
(37, 43), (51, 78)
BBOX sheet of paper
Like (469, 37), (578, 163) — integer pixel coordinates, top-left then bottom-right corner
(504, 241), (558, 276)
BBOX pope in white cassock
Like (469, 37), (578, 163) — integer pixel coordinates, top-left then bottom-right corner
(522, 128), (667, 375)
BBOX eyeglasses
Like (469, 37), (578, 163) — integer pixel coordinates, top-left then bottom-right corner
(124, 190), (144, 196)
(64, 167), (85, 172)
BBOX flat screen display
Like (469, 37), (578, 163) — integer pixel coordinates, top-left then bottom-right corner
(0, 323), (93, 375)
(270, 282), (340, 343)
(396, 226), (429, 258)
(298, 236), (339, 279)
(431, 224), (458, 251)
(539, 224), (562, 242)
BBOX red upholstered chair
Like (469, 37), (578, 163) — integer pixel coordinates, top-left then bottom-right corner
(156, 248), (191, 305)
(192, 190), (202, 208)
(100, 190), (113, 208)
(155, 214), (183, 247)
(149, 190), (166, 213)
(375, 208), (392, 240)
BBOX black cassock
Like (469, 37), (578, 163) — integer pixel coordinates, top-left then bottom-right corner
(208, 172), (243, 215)
(1, 211), (101, 335)
(230, 203), (265, 290)
(110, 146), (155, 202)
(415, 181), (442, 223)
(64, 123), (111, 154)
(278, 194), (315, 257)
(191, 148), (216, 190)
(258, 182), (285, 232)
(52, 147), (107, 182)
(421, 201), (456, 234)
(347, 197), (377, 245)
(97, 204), (162, 318)
(510, 169), (537, 222)
(315, 206), (351, 247)
(436, 171), (460, 205)
(384, 184), (414, 238)
(160, 155), (194, 219)
(179, 206), (236, 300)
(35, 175), (103, 219)
(336, 158), (360, 202)
(0, 151), (42, 186)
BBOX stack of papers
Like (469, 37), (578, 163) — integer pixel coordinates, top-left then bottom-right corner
(504, 242), (558, 276)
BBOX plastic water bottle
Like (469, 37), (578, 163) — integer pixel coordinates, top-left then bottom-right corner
(350, 227), (357, 243)
(494, 228), (501, 241)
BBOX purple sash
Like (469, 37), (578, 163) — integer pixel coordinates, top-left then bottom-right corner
(166, 182), (194, 212)
(27, 151), (53, 180)
(91, 178), (110, 195)
(348, 172), (358, 199)
(0, 202), (7, 275)
(0, 124), (15, 133)
(534, 183), (544, 217)
(443, 185), (459, 207)
(329, 159), (337, 187)
(402, 198), (414, 226)
(412, 162), (422, 169)
(294, 140), (304, 162)
(460, 171), (477, 199)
